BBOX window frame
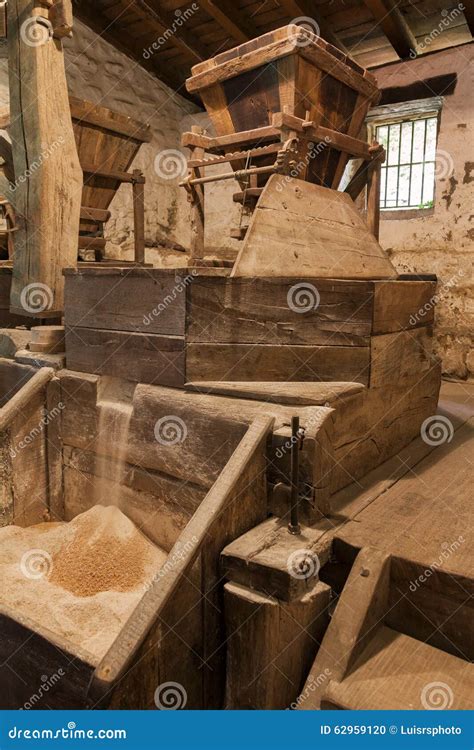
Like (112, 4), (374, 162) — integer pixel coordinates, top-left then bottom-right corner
(366, 96), (443, 216)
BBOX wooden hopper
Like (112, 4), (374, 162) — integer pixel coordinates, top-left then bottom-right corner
(69, 97), (151, 251)
(186, 25), (380, 190)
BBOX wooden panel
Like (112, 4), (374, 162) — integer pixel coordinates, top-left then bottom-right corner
(65, 327), (185, 387)
(64, 271), (186, 335)
(186, 342), (370, 385)
(187, 277), (373, 346)
(370, 326), (433, 387)
(231, 176), (396, 279)
(224, 63), (281, 132)
(372, 280), (436, 333)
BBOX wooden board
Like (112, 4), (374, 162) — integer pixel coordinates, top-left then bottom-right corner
(231, 176), (396, 279)
(64, 269), (186, 335)
(185, 381), (365, 406)
(65, 327), (185, 387)
(185, 342), (370, 385)
(187, 276), (373, 347)
(321, 626), (474, 710)
(7, 1), (82, 316)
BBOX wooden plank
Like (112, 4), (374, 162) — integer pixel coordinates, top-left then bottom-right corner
(370, 326), (433, 387)
(186, 342), (370, 385)
(45, 375), (64, 522)
(65, 327), (185, 387)
(185, 381), (365, 406)
(80, 206), (111, 223)
(132, 169), (145, 264)
(321, 626), (473, 710)
(231, 175), (396, 279)
(298, 547), (391, 710)
(187, 276), (373, 347)
(64, 271), (186, 335)
(89, 415), (274, 707)
(272, 112), (371, 159)
(8, 0), (82, 317)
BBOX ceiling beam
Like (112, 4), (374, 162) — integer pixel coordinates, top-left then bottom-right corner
(198, 0), (256, 45)
(363, 0), (418, 59)
(73, 0), (198, 102)
(129, 0), (209, 62)
(461, 3), (474, 37)
(277, 0), (349, 53)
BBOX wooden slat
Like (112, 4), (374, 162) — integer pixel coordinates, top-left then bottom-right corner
(185, 342), (370, 385)
(65, 327), (185, 387)
(129, 0), (209, 63)
(80, 206), (111, 223)
(363, 0), (418, 59)
(276, 0), (348, 53)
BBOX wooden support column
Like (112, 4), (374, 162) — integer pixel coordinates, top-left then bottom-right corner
(7, 0), (82, 318)
(367, 151), (382, 240)
(132, 169), (145, 264)
(189, 126), (205, 264)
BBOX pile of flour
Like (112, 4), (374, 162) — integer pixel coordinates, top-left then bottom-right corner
(0, 506), (167, 665)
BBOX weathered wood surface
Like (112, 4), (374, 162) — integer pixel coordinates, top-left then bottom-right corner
(185, 341), (370, 385)
(185, 381), (365, 406)
(370, 326), (434, 387)
(187, 277), (373, 346)
(298, 547), (391, 710)
(222, 516), (335, 602)
(65, 327), (185, 387)
(90, 415), (273, 709)
(321, 626), (474, 710)
(224, 581), (330, 709)
(0, 607), (95, 709)
(64, 270), (186, 335)
(8, 0), (82, 316)
(231, 177), (396, 278)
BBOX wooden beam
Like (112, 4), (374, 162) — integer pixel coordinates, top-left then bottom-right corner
(277, 0), (348, 53)
(198, 0), (255, 44)
(129, 0), (208, 62)
(73, 0), (197, 102)
(363, 0), (418, 59)
(461, 4), (474, 37)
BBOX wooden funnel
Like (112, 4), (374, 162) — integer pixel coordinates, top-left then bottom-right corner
(186, 25), (381, 190)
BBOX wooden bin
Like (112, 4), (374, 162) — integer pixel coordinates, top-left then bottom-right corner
(186, 25), (380, 189)
(0, 371), (273, 709)
(69, 97), (151, 240)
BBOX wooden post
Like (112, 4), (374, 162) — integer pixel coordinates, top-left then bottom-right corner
(7, 0), (82, 318)
(367, 157), (382, 240)
(132, 169), (145, 264)
(189, 126), (205, 264)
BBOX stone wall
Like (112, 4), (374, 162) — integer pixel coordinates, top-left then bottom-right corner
(373, 45), (473, 379)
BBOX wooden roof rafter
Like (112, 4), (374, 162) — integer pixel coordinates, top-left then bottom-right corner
(198, 0), (256, 44)
(276, 0), (349, 53)
(362, 0), (418, 59)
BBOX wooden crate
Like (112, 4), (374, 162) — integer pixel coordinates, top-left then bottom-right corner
(186, 25), (380, 189)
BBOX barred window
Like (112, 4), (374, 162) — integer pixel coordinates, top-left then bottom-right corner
(376, 116), (438, 210)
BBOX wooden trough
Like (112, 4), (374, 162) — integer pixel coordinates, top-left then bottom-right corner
(0, 365), (274, 709)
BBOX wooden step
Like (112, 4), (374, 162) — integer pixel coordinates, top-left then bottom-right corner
(321, 626), (474, 710)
